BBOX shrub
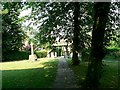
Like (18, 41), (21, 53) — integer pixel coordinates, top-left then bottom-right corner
(105, 47), (120, 58)
(2, 51), (30, 62)
(107, 47), (120, 52)
(35, 50), (47, 58)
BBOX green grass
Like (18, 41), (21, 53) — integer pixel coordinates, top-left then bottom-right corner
(67, 58), (119, 88)
(67, 59), (88, 87)
(1, 58), (58, 88)
(104, 55), (120, 61)
(100, 62), (119, 88)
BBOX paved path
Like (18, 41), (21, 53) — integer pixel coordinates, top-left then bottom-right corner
(53, 57), (79, 88)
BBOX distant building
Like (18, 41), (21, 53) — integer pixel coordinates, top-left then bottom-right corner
(48, 39), (72, 58)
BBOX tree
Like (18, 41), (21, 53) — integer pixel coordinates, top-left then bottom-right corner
(84, 2), (111, 89)
(35, 2), (90, 65)
(104, 2), (120, 47)
(72, 2), (80, 65)
(2, 2), (25, 60)
(22, 2), (119, 65)
(23, 2), (93, 65)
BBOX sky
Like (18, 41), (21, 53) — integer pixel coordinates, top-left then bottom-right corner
(19, 8), (32, 17)
(19, 8), (38, 30)
(19, 8), (40, 38)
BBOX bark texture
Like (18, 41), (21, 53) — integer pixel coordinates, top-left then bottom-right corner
(84, 2), (111, 90)
(72, 2), (80, 65)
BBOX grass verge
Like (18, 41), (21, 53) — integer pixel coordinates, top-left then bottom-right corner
(67, 58), (119, 89)
(1, 58), (58, 88)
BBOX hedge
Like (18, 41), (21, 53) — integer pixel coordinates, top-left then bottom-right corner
(35, 50), (47, 58)
(2, 51), (30, 62)
(2, 50), (48, 62)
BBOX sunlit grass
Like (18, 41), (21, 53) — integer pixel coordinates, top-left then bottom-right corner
(67, 58), (119, 88)
(1, 58), (55, 70)
(1, 58), (58, 88)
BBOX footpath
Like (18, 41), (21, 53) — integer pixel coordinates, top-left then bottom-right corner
(53, 57), (79, 88)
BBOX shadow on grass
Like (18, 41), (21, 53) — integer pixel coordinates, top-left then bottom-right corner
(67, 58), (119, 89)
(2, 60), (58, 88)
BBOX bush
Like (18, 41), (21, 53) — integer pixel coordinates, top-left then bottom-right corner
(2, 51), (30, 62)
(104, 47), (120, 60)
(106, 47), (120, 53)
(35, 50), (47, 58)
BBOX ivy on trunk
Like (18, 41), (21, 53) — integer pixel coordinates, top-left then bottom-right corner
(84, 2), (111, 89)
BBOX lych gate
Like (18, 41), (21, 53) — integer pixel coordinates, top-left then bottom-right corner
(47, 39), (71, 58)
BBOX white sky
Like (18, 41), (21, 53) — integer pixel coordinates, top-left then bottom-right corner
(19, 8), (35, 29)
(19, 8), (32, 18)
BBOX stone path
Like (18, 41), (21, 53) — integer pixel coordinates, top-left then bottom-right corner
(53, 56), (79, 88)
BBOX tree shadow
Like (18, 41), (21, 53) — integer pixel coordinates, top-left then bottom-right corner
(2, 60), (58, 88)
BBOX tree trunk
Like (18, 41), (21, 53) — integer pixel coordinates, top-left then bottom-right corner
(72, 2), (80, 65)
(84, 2), (111, 89)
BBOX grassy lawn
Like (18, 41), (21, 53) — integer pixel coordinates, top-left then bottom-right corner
(67, 58), (119, 89)
(1, 58), (58, 88)
(104, 55), (120, 61)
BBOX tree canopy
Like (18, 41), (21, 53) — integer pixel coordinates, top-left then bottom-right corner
(2, 1), (120, 63)
(2, 2), (25, 52)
